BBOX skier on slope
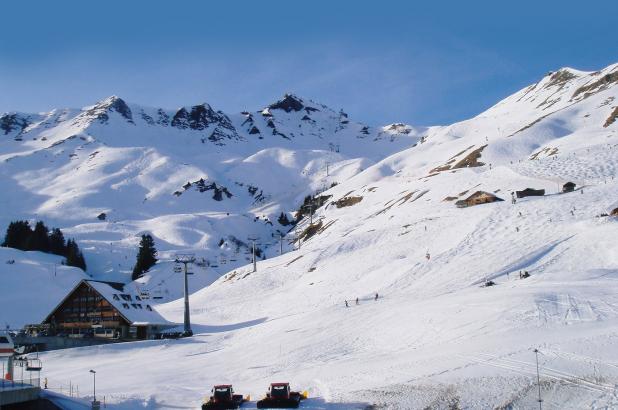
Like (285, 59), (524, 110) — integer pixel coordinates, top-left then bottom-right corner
(355, 297), (359, 305)
(345, 300), (349, 308)
(374, 292), (379, 301)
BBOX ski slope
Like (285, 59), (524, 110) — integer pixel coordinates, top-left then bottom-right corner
(0, 247), (87, 329)
(0, 94), (422, 304)
(3, 62), (618, 408)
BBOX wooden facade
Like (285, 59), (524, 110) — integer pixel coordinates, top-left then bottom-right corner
(43, 280), (170, 340)
(45, 282), (125, 338)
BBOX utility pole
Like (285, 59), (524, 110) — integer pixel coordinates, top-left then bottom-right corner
(175, 254), (195, 336)
(247, 237), (259, 272)
(279, 233), (283, 255)
(303, 202), (314, 225)
(534, 349), (542, 410)
(326, 162), (330, 176)
(294, 228), (302, 250)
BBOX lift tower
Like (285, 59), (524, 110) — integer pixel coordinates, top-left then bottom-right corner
(175, 254), (195, 336)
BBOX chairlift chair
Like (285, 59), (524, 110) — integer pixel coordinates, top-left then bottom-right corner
(26, 358), (43, 371)
(174, 265), (183, 273)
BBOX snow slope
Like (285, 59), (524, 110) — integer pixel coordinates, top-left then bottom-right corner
(0, 94), (423, 306)
(0, 247), (87, 328)
(6, 62), (618, 408)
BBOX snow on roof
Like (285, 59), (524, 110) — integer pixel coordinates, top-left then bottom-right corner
(85, 280), (172, 326)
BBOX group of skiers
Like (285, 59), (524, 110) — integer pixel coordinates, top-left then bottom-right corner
(344, 293), (379, 307)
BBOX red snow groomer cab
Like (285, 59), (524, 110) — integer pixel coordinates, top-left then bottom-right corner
(256, 382), (307, 409)
(202, 385), (247, 410)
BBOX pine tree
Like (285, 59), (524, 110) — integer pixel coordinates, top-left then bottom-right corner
(132, 234), (158, 280)
(76, 250), (87, 271)
(2, 221), (32, 250)
(49, 228), (66, 256)
(277, 212), (291, 226)
(65, 239), (77, 265)
(27, 221), (50, 252)
(65, 239), (87, 271)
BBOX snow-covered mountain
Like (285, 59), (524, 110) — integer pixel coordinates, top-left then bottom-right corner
(0, 93), (424, 301)
(2, 62), (618, 408)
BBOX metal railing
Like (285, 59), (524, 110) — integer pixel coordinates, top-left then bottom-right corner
(1, 360), (41, 391)
(45, 382), (82, 398)
(0, 377), (40, 391)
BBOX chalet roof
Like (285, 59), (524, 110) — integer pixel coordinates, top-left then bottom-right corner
(563, 181), (576, 187)
(43, 279), (172, 326)
(465, 191), (503, 200)
(86, 280), (171, 326)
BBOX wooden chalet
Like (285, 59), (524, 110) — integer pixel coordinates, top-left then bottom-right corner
(562, 182), (576, 193)
(42, 280), (173, 340)
(515, 188), (545, 198)
(456, 191), (504, 208)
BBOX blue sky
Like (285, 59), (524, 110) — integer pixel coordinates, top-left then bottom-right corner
(0, 0), (616, 126)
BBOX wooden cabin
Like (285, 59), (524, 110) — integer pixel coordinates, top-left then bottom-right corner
(42, 280), (172, 340)
(456, 191), (504, 208)
(515, 188), (545, 198)
(610, 207), (618, 216)
(562, 182), (576, 193)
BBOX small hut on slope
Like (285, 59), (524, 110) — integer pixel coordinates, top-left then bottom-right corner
(456, 191), (504, 208)
(562, 182), (576, 193)
(515, 188), (545, 198)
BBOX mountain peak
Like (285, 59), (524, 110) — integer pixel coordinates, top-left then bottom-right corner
(87, 95), (133, 123)
(171, 103), (218, 130)
(268, 93), (306, 113)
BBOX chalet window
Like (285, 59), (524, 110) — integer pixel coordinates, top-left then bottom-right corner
(131, 303), (138, 309)
(122, 303), (129, 309)
(135, 295), (141, 301)
(120, 294), (132, 301)
(146, 305), (152, 311)
(113, 294), (120, 300)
